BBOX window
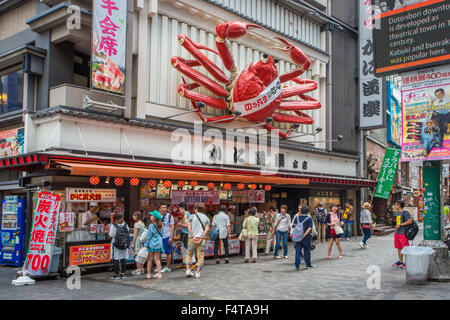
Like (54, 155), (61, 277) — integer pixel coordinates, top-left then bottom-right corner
(0, 71), (23, 114)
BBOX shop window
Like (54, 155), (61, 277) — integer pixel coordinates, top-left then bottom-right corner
(0, 71), (23, 114)
(73, 51), (91, 88)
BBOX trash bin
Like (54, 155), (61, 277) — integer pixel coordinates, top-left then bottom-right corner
(401, 246), (435, 284)
(49, 247), (62, 274)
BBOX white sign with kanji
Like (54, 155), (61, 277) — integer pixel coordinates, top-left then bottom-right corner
(25, 192), (61, 276)
(359, 0), (384, 129)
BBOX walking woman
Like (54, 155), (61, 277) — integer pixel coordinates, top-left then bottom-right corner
(243, 208), (260, 263)
(131, 211), (146, 275)
(327, 204), (344, 259)
(145, 210), (164, 279)
(359, 202), (374, 249)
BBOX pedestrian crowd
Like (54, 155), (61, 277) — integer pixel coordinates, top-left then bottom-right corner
(107, 199), (419, 280)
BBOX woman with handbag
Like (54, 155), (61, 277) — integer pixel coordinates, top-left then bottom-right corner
(145, 210), (164, 279)
(359, 202), (374, 249)
(327, 204), (344, 259)
(131, 211), (146, 275)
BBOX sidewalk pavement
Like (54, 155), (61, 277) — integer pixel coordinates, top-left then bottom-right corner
(83, 226), (450, 300)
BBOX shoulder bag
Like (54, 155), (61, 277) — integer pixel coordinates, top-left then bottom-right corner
(238, 217), (248, 241)
(193, 214), (206, 244)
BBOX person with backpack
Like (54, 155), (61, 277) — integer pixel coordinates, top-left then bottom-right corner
(359, 202), (374, 249)
(145, 210), (164, 279)
(243, 208), (260, 263)
(108, 212), (130, 280)
(392, 200), (413, 269)
(315, 202), (328, 242)
(291, 205), (315, 270)
(185, 203), (210, 278)
(274, 205), (292, 259)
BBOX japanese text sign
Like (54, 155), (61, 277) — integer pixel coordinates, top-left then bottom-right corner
(25, 192), (61, 276)
(359, 0), (384, 129)
(65, 188), (116, 202)
(374, 148), (401, 199)
(400, 65), (450, 161)
(92, 0), (127, 94)
(171, 190), (220, 205)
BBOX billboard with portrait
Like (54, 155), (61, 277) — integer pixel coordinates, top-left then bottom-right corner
(372, 0), (450, 76)
(401, 65), (450, 161)
(387, 81), (402, 147)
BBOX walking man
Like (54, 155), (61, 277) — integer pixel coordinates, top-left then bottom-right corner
(212, 205), (231, 264)
(392, 200), (413, 269)
(274, 205), (291, 259)
(315, 202), (328, 242)
(292, 205), (314, 270)
(160, 204), (174, 273)
(186, 203), (210, 278)
(343, 201), (354, 241)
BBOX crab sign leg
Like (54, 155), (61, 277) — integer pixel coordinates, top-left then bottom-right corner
(171, 56), (228, 97)
(178, 34), (230, 84)
(281, 79), (318, 98)
(216, 22), (265, 77)
(178, 84), (228, 110)
(272, 37), (311, 83)
(263, 123), (298, 139)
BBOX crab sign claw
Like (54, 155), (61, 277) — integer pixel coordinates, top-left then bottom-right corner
(216, 22), (266, 73)
(272, 37), (311, 83)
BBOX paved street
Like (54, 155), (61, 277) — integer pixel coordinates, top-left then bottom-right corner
(1, 225), (449, 300)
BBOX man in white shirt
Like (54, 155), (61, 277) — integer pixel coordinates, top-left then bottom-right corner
(186, 203), (210, 278)
(212, 205), (231, 264)
(82, 202), (101, 227)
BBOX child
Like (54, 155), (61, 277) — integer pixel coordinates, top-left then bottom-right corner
(108, 212), (130, 280)
(145, 210), (164, 279)
(131, 211), (146, 275)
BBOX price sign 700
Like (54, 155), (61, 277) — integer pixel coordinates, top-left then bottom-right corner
(26, 254), (50, 272)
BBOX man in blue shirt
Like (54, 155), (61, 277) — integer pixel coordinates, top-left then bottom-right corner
(291, 205), (315, 270)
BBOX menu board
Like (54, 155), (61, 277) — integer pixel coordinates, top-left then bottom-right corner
(69, 243), (111, 266)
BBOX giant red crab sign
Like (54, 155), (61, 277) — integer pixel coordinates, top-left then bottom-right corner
(171, 21), (321, 138)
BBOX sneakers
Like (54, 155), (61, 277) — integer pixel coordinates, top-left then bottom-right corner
(159, 267), (171, 273)
(195, 271), (201, 278)
(359, 242), (365, 249)
(306, 265), (316, 269)
(346, 238), (350, 241)
(146, 274), (152, 279)
(364, 244), (370, 249)
(274, 256), (282, 259)
(216, 259), (220, 264)
(131, 269), (144, 276)
(120, 273), (127, 279)
(153, 274), (162, 279)
(399, 263), (406, 269)
(225, 259), (229, 264)
(392, 261), (402, 267)
(110, 275), (121, 280)
(186, 269), (194, 277)
(284, 256), (289, 259)
(295, 267), (300, 271)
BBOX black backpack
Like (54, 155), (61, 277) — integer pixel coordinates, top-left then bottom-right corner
(317, 208), (327, 223)
(113, 223), (130, 250)
(405, 220), (419, 241)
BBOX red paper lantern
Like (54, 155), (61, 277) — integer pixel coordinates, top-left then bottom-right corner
(177, 180), (185, 188)
(114, 177), (124, 186)
(249, 184), (257, 190)
(90, 176), (100, 185)
(264, 185), (271, 191)
(223, 183), (232, 190)
(237, 183), (245, 190)
(148, 179), (157, 188)
(163, 180), (172, 189)
(130, 178), (140, 186)
(190, 180), (198, 187)
(207, 182), (215, 190)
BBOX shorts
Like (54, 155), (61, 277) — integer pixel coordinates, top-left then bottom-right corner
(163, 237), (172, 255)
(394, 233), (409, 249)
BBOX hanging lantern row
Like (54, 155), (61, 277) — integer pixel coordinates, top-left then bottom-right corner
(90, 176), (272, 191)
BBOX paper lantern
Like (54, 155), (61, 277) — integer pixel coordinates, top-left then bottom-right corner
(207, 182), (215, 190)
(114, 177), (124, 186)
(177, 180), (185, 188)
(264, 185), (271, 191)
(237, 183), (245, 190)
(190, 180), (198, 187)
(148, 179), (157, 188)
(130, 178), (140, 186)
(249, 184), (257, 190)
(224, 183), (232, 190)
(163, 180), (172, 189)
(90, 176), (100, 185)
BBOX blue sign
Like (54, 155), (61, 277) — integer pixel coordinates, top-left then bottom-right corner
(387, 81), (401, 147)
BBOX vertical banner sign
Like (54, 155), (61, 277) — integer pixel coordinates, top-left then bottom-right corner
(359, 0), (384, 129)
(25, 192), (61, 276)
(423, 163), (441, 240)
(400, 65), (450, 161)
(374, 148), (401, 199)
(387, 81), (402, 147)
(92, 0), (127, 95)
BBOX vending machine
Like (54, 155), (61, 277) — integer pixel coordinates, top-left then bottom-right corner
(0, 196), (27, 266)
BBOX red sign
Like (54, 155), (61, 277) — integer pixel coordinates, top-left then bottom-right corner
(69, 244), (111, 266)
(25, 192), (61, 276)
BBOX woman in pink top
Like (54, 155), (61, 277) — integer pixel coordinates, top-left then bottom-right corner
(327, 204), (343, 259)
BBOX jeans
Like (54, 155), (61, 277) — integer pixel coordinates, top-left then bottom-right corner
(344, 222), (352, 238)
(294, 239), (312, 268)
(245, 235), (258, 260)
(214, 237), (229, 259)
(274, 230), (288, 257)
(113, 259), (126, 275)
(362, 227), (371, 244)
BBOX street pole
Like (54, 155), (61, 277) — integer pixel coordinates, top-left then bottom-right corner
(420, 160), (450, 280)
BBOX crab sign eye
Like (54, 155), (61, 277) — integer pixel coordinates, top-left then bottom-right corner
(262, 52), (269, 63)
(274, 58), (279, 63)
